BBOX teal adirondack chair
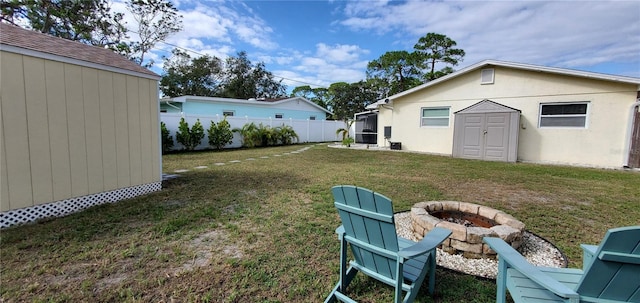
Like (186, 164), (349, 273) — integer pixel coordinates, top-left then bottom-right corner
(325, 185), (452, 303)
(484, 226), (640, 303)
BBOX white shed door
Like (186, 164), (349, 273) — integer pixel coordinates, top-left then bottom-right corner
(460, 114), (484, 159)
(460, 113), (510, 161)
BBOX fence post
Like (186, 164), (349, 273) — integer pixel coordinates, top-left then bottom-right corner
(306, 119), (310, 143)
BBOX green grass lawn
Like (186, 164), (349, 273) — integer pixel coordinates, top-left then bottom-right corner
(2, 144), (639, 302)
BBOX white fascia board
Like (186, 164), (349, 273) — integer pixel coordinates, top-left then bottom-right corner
(163, 96), (332, 114)
(378, 59), (640, 105)
(0, 44), (161, 81)
(488, 60), (640, 84)
(277, 97), (333, 114)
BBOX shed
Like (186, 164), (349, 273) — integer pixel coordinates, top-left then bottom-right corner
(452, 100), (520, 162)
(0, 23), (162, 228)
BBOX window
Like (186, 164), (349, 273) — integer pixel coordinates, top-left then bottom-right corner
(539, 102), (588, 128)
(309, 116), (316, 120)
(421, 107), (450, 127)
(275, 113), (283, 119)
(223, 110), (234, 117)
(481, 68), (495, 84)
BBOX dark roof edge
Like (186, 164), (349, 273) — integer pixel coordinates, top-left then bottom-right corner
(1, 44), (160, 80)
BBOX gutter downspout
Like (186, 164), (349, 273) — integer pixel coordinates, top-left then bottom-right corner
(164, 100), (183, 116)
(623, 98), (640, 168)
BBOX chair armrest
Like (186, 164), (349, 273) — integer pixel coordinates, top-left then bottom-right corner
(335, 225), (345, 239)
(580, 244), (598, 270)
(599, 251), (640, 264)
(484, 237), (580, 300)
(398, 227), (451, 258)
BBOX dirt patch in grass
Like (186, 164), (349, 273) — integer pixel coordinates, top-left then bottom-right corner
(171, 228), (246, 276)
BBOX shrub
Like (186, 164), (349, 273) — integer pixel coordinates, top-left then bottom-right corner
(233, 123), (299, 148)
(208, 118), (234, 150)
(160, 121), (174, 154)
(274, 125), (299, 145)
(176, 117), (205, 151)
(233, 122), (260, 148)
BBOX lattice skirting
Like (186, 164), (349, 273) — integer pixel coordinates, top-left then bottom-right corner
(0, 182), (162, 229)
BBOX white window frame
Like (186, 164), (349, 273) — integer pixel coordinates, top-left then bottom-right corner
(538, 102), (589, 128)
(421, 107), (450, 127)
(222, 110), (235, 117)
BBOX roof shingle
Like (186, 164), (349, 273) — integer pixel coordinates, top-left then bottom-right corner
(0, 23), (158, 78)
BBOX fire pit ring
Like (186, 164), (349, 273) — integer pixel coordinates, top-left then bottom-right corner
(411, 201), (525, 259)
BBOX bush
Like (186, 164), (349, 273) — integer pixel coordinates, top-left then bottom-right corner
(161, 121), (174, 154)
(208, 118), (234, 150)
(274, 125), (299, 145)
(176, 117), (205, 151)
(233, 123), (299, 148)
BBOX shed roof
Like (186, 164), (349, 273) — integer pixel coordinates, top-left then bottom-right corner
(0, 23), (159, 79)
(454, 99), (521, 114)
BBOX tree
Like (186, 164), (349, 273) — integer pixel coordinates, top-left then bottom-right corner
(160, 48), (223, 97)
(328, 81), (376, 121)
(126, 0), (182, 67)
(1, 0), (127, 48)
(413, 33), (465, 81)
(160, 121), (174, 153)
(291, 85), (330, 109)
(176, 118), (204, 151)
(207, 118), (233, 150)
(221, 51), (286, 99)
(366, 50), (423, 96)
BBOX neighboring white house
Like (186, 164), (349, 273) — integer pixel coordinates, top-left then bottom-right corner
(368, 60), (640, 169)
(0, 23), (162, 228)
(160, 95), (332, 120)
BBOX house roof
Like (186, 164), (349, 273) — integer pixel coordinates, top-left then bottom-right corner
(0, 23), (159, 80)
(163, 95), (333, 114)
(368, 59), (640, 109)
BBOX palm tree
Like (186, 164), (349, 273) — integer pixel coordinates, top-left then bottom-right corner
(336, 120), (355, 147)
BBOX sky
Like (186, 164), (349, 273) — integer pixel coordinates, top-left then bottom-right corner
(115, 0), (640, 91)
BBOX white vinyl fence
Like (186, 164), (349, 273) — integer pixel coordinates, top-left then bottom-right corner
(161, 113), (349, 150)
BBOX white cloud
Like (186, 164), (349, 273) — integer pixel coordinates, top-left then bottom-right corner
(177, 5), (233, 41)
(282, 43), (371, 87)
(272, 70), (329, 89)
(338, 1), (640, 72)
(316, 43), (369, 63)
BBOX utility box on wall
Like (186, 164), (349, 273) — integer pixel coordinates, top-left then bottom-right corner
(390, 142), (401, 150)
(384, 126), (391, 139)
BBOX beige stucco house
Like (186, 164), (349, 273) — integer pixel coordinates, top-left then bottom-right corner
(368, 60), (640, 169)
(0, 23), (162, 228)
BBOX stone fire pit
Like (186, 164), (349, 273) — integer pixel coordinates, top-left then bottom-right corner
(411, 201), (525, 259)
